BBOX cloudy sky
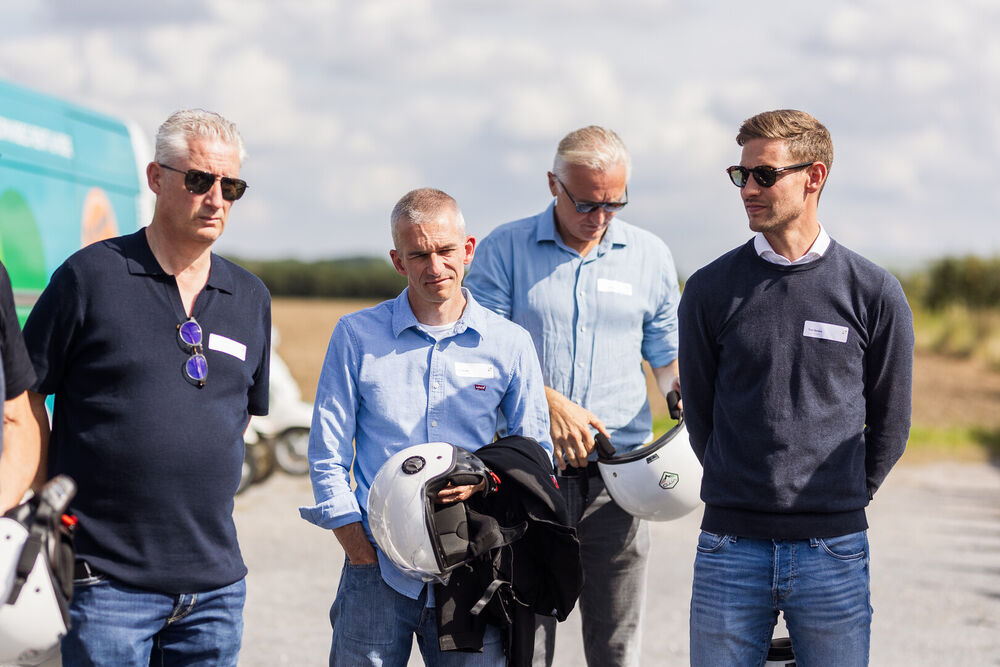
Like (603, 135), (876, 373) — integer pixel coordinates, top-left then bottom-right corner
(1, 0), (997, 277)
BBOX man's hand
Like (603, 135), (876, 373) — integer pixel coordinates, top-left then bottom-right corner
(333, 521), (378, 566)
(436, 479), (486, 504)
(545, 386), (609, 470)
(652, 361), (682, 418)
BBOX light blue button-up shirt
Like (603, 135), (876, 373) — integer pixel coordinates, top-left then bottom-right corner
(299, 288), (552, 598)
(465, 201), (680, 451)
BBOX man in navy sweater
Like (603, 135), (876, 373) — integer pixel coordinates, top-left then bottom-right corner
(678, 109), (913, 666)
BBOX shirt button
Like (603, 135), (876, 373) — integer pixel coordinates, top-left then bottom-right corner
(433, 382), (440, 389)
(431, 420), (438, 427)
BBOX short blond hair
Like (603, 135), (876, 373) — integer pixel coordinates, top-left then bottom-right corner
(737, 109), (833, 171)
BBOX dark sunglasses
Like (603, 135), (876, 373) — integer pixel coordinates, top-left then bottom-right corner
(555, 176), (628, 214)
(177, 317), (208, 387)
(726, 161), (814, 188)
(158, 163), (248, 201)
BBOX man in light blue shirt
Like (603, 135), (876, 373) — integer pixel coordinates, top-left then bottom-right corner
(300, 188), (552, 666)
(464, 126), (681, 667)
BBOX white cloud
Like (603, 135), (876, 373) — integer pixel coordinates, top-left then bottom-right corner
(1, 0), (998, 268)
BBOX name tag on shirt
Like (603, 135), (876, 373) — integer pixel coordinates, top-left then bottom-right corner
(454, 362), (495, 378)
(802, 320), (849, 343)
(597, 278), (633, 296)
(208, 333), (248, 361)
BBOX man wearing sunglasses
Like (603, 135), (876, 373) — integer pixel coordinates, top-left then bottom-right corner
(21, 109), (270, 666)
(678, 109), (913, 665)
(465, 126), (681, 667)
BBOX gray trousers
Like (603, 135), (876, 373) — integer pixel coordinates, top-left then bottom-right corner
(533, 470), (650, 667)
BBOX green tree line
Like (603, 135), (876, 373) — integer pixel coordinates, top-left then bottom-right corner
(227, 256), (406, 299)
(228, 254), (999, 310)
(901, 256), (1000, 311)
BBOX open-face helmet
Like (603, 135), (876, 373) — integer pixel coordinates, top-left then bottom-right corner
(596, 419), (703, 522)
(367, 443), (500, 583)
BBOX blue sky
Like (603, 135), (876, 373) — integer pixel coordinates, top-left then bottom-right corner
(1, 0), (996, 277)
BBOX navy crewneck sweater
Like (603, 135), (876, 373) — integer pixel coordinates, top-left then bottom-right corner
(678, 239), (913, 539)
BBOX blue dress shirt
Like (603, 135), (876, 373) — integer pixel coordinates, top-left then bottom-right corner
(464, 201), (680, 451)
(299, 288), (552, 598)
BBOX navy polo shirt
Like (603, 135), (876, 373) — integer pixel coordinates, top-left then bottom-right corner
(24, 229), (270, 593)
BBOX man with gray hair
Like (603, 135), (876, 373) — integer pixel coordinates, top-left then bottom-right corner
(301, 188), (552, 665)
(465, 126), (681, 666)
(21, 109), (270, 665)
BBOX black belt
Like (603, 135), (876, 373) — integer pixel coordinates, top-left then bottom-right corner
(74, 560), (100, 579)
(557, 461), (600, 478)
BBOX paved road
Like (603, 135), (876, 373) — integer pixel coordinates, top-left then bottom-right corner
(235, 461), (1000, 665)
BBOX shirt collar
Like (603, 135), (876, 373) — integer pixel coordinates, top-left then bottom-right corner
(534, 200), (628, 255)
(123, 227), (235, 294)
(754, 224), (830, 266)
(391, 287), (486, 339)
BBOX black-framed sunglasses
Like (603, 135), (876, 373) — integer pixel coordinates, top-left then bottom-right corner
(726, 161), (814, 188)
(554, 176), (628, 214)
(158, 163), (248, 201)
(177, 317), (208, 387)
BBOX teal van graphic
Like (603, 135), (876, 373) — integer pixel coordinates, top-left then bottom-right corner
(0, 78), (153, 322)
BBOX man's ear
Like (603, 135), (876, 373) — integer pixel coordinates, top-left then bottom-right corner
(547, 171), (559, 197)
(389, 249), (406, 277)
(463, 235), (477, 266)
(146, 162), (162, 195)
(805, 162), (828, 194)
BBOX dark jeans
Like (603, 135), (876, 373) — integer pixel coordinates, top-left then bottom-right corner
(533, 471), (649, 667)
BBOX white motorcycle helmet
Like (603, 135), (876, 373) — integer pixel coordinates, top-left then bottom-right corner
(368, 443), (500, 583)
(0, 475), (77, 665)
(596, 412), (703, 522)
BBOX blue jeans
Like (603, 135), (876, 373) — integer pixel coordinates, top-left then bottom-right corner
(533, 473), (649, 667)
(689, 531), (872, 667)
(329, 559), (504, 666)
(61, 571), (245, 666)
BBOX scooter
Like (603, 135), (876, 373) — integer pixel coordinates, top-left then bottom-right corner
(237, 330), (313, 494)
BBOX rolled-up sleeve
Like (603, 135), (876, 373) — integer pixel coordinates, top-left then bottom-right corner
(298, 320), (362, 529)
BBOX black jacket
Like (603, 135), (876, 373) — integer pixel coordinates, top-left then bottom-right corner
(435, 436), (582, 665)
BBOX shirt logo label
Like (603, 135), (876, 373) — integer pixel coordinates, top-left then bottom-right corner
(208, 333), (247, 361)
(454, 362), (495, 378)
(802, 320), (849, 343)
(474, 384), (487, 391)
(597, 278), (633, 296)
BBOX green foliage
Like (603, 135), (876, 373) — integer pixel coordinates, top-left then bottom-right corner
(226, 256), (406, 299)
(905, 255), (1000, 311)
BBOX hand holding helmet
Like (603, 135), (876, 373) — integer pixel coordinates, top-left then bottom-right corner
(367, 443), (502, 583)
(596, 391), (703, 522)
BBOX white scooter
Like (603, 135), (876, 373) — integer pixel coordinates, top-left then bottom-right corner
(238, 329), (313, 494)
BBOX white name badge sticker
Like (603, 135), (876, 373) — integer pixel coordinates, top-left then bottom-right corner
(208, 333), (248, 361)
(597, 278), (633, 296)
(454, 362), (495, 379)
(802, 320), (849, 344)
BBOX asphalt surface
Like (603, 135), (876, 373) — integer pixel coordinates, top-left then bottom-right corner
(234, 461), (1000, 666)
